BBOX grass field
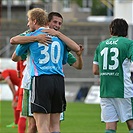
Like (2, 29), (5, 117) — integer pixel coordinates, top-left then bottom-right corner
(0, 101), (128, 133)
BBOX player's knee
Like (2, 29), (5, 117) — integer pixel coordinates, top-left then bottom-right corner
(28, 121), (37, 132)
(28, 124), (37, 133)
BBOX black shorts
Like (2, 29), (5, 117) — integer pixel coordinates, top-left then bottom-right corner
(31, 74), (66, 114)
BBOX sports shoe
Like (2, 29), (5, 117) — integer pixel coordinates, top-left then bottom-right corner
(6, 122), (18, 128)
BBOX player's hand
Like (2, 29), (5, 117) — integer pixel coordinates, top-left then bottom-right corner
(12, 100), (17, 108)
(37, 34), (52, 46)
(76, 44), (84, 56)
(42, 29), (59, 36)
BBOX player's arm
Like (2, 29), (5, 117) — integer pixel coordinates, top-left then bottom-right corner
(10, 34), (52, 45)
(12, 44), (28, 62)
(93, 45), (100, 75)
(93, 63), (99, 75)
(71, 45), (84, 70)
(42, 29), (80, 52)
(12, 51), (22, 62)
(5, 78), (16, 98)
(57, 31), (80, 52)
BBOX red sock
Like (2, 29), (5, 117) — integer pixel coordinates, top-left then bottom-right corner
(18, 117), (27, 133)
(14, 107), (20, 124)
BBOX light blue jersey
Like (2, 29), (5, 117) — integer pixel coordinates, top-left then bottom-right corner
(16, 27), (68, 77)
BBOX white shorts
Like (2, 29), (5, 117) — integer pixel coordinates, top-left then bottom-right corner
(100, 98), (133, 123)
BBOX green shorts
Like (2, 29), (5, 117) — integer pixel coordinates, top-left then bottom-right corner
(22, 89), (33, 117)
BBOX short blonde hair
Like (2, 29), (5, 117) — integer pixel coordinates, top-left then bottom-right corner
(27, 8), (48, 26)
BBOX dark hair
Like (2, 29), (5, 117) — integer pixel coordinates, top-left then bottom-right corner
(109, 18), (128, 37)
(48, 12), (63, 22)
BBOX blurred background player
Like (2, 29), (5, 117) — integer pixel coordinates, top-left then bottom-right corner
(0, 69), (21, 128)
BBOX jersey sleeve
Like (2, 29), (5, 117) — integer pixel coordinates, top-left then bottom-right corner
(67, 52), (76, 66)
(15, 44), (30, 56)
(128, 42), (133, 62)
(16, 30), (31, 60)
(93, 45), (99, 65)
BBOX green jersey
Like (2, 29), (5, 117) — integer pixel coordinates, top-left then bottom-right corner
(19, 30), (30, 60)
(93, 36), (133, 98)
(20, 30), (30, 36)
(67, 52), (76, 66)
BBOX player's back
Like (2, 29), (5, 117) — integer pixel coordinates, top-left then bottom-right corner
(29, 28), (68, 77)
(97, 36), (133, 98)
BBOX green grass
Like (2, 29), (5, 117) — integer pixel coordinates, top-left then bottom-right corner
(0, 101), (18, 133)
(0, 101), (128, 133)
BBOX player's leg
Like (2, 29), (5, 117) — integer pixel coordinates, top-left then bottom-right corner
(127, 119), (133, 133)
(50, 75), (66, 133)
(50, 113), (60, 132)
(27, 116), (37, 133)
(14, 89), (20, 125)
(31, 76), (53, 133)
(118, 98), (133, 133)
(105, 122), (117, 133)
(105, 98), (133, 133)
(101, 98), (118, 132)
(26, 89), (37, 133)
(18, 114), (27, 133)
(33, 113), (50, 133)
(17, 88), (27, 133)
(22, 89), (37, 133)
